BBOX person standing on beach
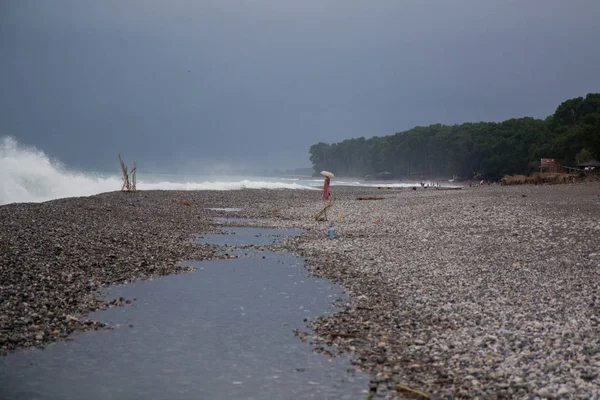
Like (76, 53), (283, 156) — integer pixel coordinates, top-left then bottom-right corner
(323, 176), (330, 199)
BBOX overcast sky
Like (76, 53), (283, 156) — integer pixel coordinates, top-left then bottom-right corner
(1, 0), (599, 172)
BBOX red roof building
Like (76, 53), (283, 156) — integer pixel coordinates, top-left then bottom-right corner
(540, 158), (565, 173)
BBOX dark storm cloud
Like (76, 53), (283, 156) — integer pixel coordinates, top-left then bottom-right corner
(1, 0), (599, 171)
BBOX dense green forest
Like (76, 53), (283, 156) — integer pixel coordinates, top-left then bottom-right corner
(309, 93), (600, 180)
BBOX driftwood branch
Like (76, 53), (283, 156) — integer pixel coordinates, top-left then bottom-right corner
(130, 161), (137, 191)
(118, 153), (137, 192)
(314, 194), (335, 221)
(395, 384), (430, 399)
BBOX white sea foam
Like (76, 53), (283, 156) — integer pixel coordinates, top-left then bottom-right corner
(0, 137), (317, 205)
(137, 180), (317, 191)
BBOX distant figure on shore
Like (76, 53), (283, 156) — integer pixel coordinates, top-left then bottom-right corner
(320, 170), (334, 200)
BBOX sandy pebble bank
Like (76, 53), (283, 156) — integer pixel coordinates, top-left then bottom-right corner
(2, 184), (600, 399)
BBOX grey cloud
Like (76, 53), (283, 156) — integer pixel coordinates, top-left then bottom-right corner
(1, 0), (599, 171)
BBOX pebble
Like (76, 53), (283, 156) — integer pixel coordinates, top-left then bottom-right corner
(557, 386), (570, 396)
(537, 387), (553, 398)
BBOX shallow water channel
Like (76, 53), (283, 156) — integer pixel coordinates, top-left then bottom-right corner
(0, 225), (369, 400)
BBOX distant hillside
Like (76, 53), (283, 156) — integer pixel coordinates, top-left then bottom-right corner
(309, 93), (600, 180)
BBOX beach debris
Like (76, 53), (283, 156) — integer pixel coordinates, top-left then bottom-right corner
(372, 219), (381, 225)
(337, 207), (344, 222)
(395, 384), (430, 399)
(357, 196), (385, 200)
(327, 224), (337, 238)
(314, 195), (334, 221)
(174, 200), (195, 207)
(118, 153), (136, 192)
(512, 262), (521, 268)
(65, 314), (78, 322)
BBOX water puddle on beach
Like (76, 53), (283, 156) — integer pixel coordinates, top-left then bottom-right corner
(0, 225), (369, 400)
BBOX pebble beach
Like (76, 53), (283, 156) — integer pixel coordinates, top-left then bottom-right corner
(2, 183), (600, 399)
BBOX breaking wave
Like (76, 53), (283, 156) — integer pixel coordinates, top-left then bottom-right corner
(0, 137), (316, 205)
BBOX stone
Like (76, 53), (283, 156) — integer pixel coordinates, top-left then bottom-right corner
(537, 387), (553, 398)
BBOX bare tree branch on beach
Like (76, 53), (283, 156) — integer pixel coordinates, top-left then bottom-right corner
(118, 154), (137, 192)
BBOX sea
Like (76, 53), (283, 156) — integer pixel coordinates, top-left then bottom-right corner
(0, 136), (418, 205)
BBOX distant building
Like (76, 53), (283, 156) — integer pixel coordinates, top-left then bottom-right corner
(540, 158), (565, 173)
(578, 159), (600, 171)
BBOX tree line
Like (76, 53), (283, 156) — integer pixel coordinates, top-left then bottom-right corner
(309, 93), (600, 180)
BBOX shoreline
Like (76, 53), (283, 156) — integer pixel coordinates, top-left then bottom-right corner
(2, 184), (600, 398)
